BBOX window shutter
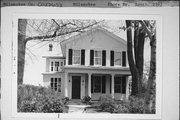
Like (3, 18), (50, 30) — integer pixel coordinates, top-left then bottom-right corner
(90, 50), (94, 65)
(102, 50), (106, 66)
(102, 76), (106, 93)
(81, 49), (85, 65)
(50, 78), (53, 88)
(122, 51), (126, 67)
(122, 76), (126, 94)
(91, 75), (93, 93)
(110, 50), (114, 66)
(68, 49), (72, 65)
(110, 76), (111, 93)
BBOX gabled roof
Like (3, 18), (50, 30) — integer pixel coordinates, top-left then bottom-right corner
(61, 26), (126, 45)
(42, 56), (65, 59)
(60, 26), (127, 56)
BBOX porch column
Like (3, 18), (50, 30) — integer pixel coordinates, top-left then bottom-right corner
(126, 75), (131, 100)
(64, 72), (68, 97)
(111, 74), (115, 99)
(88, 73), (92, 97)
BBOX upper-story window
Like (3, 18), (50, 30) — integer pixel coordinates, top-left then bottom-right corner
(61, 62), (63, 66)
(94, 50), (102, 65)
(114, 51), (121, 66)
(73, 49), (81, 65)
(68, 49), (85, 65)
(50, 60), (63, 72)
(55, 61), (59, 71)
(90, 50), (106, 66)
(110, 50), (126, 67)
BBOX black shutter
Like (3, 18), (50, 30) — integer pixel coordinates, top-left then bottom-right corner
(102, 76), (106, 93)
(110, 50), (114, 66)
(68, 49), (72, 65)
(90, 50), (94, 65)
(122, 76), (126, 94)
(81, 49), (85, 65)
(102, 50), (106, 66)
(91, 75), (93, 93)
(122, 51), (126, 67)
(110, 76), (111, 93)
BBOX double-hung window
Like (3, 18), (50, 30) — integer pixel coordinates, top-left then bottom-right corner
(50, 60), (60, 72)
(114, 51), (121, 66)
(114, 76), (122, 93)
(73, 50), (81, 65)
(93, 76), (102, 93)
(114, 76), (126, 93)
(50, 78), (61, 92)
(94, 50), (102, 65)
(55, 61), (59, 71)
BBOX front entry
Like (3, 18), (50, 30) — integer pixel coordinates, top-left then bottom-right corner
(72, 76), (81, 99)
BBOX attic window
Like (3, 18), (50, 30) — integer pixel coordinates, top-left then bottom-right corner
(49, 44), (53, 51)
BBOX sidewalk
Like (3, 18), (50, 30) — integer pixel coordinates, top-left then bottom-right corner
(67, 99), (90, 113)
(68, 104), (90, 113)
(67, 100), (110, 113)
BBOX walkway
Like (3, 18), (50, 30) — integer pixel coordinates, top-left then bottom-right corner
(67, 99), (90, 113)
(68, 105), (90, 113)
(67, 99), (110, 113)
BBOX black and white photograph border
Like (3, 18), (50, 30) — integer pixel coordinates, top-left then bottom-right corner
(5, 7), (179, 120)
(11, 11), (162, 119)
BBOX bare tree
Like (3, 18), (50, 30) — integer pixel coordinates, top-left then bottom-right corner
(125, 20), (146, 95)
(141, 20), (156, 113)
(18, 19), (101, 85)
(126, 20), (156, 113)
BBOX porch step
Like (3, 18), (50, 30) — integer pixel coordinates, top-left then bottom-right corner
(68, 100), (86, 105)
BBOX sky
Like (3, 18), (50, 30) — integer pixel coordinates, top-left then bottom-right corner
(23, 20), (150, 86)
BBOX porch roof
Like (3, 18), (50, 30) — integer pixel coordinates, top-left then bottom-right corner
(62, 66), (131, 75)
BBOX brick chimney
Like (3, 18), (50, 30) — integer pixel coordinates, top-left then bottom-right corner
(49, 44), (53, 51)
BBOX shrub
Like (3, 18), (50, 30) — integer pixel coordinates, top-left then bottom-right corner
(19, 99), (37, 112)
(98, 95), (116, 113)
(18, 84), (66, 113)
(115, 104), (129, 113)
(82, 96), (91, 104)
(41, 97), (65, 113)
(97, 95), (155, 114)
(113, 101), (130, 113)
(128, 95), (145, 113)
(62, 97), (70, 105)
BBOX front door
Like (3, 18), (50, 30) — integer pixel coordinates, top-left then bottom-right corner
(72, 76), (81, 99)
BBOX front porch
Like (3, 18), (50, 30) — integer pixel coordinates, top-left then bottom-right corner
(63, 66), (131, 101)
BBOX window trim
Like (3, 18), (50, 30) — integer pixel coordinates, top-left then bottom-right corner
(94, 50), (102, 66)
(72, 49), (81, 65)
(50, 60), (61, 72)
(61, 61), (63, 66)
(114, 76), (123, 93)
(114, 51), (122, 66)
(50, 77), (61, 92)
(93, 75), (102, 93)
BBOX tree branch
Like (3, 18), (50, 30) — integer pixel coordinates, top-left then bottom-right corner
(25, 22), (98, 42)
(139, 20), (153, 41)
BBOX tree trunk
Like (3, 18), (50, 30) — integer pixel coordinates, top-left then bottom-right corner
(137, 29), (145, 93)
(126, 20), (139, 95)
(18, 19), (27, 85)
(133, 21), (145, 94)
(144, 35), (156, 113)
(134, 21), (139, 67)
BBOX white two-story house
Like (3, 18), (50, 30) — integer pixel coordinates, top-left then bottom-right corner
(42, 27), (131, 101)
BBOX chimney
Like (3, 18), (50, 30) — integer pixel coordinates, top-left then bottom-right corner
(49, 44), (53, 51)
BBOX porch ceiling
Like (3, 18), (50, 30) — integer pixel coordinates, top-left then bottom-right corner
(62, 66), (131, 75)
